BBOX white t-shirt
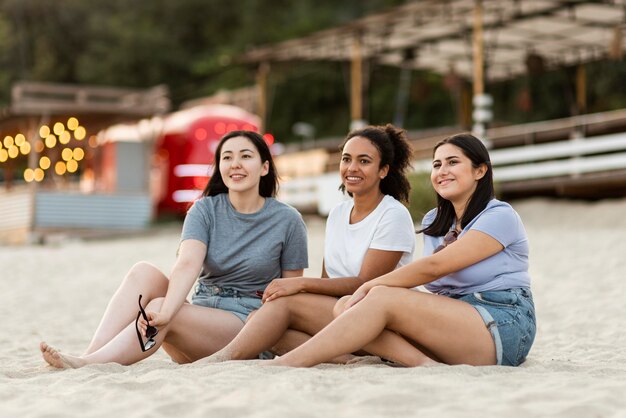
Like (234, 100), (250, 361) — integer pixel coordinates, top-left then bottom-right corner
(324, 195), (416, 278)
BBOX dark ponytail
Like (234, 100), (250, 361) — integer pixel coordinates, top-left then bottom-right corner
(339, 124), (413, 203)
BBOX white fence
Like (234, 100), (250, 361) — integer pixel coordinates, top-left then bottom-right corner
(280, 132), (626, 215)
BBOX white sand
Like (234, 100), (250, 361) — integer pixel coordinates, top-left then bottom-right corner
(1, 198), (625, 418)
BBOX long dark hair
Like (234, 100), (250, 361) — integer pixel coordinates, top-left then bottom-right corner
(338, 124), (412, 203)
(201, 130), (278, 197)
(421, 133), (494, 237)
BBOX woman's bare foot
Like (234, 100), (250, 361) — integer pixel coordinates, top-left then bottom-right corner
(40, 342), (86, 369)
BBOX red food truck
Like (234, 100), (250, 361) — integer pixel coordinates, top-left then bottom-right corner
(154, 104), (271, 216)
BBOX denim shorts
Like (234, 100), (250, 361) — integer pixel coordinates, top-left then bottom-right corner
(453, 288), (536, 366)
(191, 283), (262, 323)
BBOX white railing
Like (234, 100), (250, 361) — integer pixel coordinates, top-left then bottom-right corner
(281, 132), (626, 214)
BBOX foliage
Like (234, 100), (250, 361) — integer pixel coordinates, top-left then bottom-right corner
(2, 0), (626, 144)
(407, 171), (437, 223)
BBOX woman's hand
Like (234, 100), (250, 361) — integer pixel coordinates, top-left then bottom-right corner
(138, 310), (171, 336)
(262, 278), (305, 303)
(342, 283), (374, 311)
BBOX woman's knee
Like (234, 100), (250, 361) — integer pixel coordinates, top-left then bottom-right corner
(125, 262), (168, 288)
(333, 296), (351, 317)
(365, 285), (397, 305)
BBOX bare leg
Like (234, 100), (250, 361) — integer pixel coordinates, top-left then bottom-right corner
(267, 329), (356, 364)
(197, 293), (337, 363)
(83, 262), (169, 355)
(332, 296), (438, 366)
(272, 287), (496, 368)
(41, 299), (245, 368)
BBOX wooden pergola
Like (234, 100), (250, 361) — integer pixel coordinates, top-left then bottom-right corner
(238, 0), (626, 132)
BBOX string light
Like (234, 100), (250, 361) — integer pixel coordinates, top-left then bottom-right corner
(55, 161), (67, 175)
(74, 126), (86, 140)
(3, 136), (13, 148)
(61, 148), (73, 161)
(14, 134), (26, 147)
(33, 168), (45, 182)
(8, 146), (19, 159)
(20, 142), (31, 155)
(59, 131), (71, 144)
(66, 160), (78, 173)
(35, 140), (45, 153)
(24, 168), (35, 182)
(67, 117), (79, 130)
(73, 148), (85, 161)
(0, 149), (8, 162)
(45, 135), (57, 148)
(39, 156), (51, 170)
(39, 125), (50, 138)
(53, 122), (65, 135)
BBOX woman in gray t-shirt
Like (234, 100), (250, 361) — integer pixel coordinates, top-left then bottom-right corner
(40, 130), (308, 368)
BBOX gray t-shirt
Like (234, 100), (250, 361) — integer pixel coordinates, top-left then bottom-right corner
(181, 193), (308, 293)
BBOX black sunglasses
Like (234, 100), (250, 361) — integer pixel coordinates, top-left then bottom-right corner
(135, 294), (159, 352)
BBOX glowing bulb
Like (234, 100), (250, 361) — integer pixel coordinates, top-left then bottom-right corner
(55, 161), (67, 175)
(20, 142), (31, 155)
(3, 136), (14, 148)
(45, 135), (57, 148)
(15, 134), (26, 146)
(0, 149), (8, 162)
(39, 156), (51, 170)
(67, 117), (79, 130)
(53, 122), (65, 135)
(59, 131), (71, 144)
(67, 160), (78, 173)
(39, 125), (50, 138)
(34, 168), (45, 182)
(24, 168), (35, 182)
(88, 136), (98, 148)
(61, 148), (73, 161)
(73, 148), (85, 161)
(35, 140), (45, 153)
(8, 146), (19, 159)
(74, 126), (86, 140)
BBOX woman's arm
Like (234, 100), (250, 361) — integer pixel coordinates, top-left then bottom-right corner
(344, 230), (503, 308)
(147, 239), (206, 326)
(262, 249), (404, 302)
(282, 270), (304, 278)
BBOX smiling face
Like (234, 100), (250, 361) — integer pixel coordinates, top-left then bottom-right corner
(219, 136), (269, 195)
(431, 143), (486, 207)
(340, 136), (389, 197)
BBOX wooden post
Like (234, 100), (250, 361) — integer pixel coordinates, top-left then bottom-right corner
(472, 0), (484, 99)
(350, 35), (364, 129)
(576, 64), (586, 114)
(256, 62), (270, 133)
(472, 0), (490, 142)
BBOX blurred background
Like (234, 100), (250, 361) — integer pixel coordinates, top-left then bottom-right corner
(2, 0), (626, 244)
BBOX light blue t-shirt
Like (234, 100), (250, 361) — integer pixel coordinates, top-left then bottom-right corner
(422, 199), (531, 295)
(181, 194), (308, 294)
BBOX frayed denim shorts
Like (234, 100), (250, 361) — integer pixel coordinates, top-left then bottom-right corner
(453, 288), (536, 366)
(191, 283), (262, 323)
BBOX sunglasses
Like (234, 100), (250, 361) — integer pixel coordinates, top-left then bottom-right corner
(135, 294), (159, 352)
(434, 229), (458, 253)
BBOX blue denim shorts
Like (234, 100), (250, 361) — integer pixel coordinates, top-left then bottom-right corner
(454, 288), (536, 366)
(191, 283), (262, 323)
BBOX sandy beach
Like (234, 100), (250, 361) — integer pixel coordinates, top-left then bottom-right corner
(1, 197), (625, 418)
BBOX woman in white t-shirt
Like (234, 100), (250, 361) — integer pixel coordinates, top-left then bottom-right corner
(200, 124), (419, 364)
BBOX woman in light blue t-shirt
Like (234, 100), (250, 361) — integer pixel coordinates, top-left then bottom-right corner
(264, 133), (536, 368)
(40, 130), (308, 368)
